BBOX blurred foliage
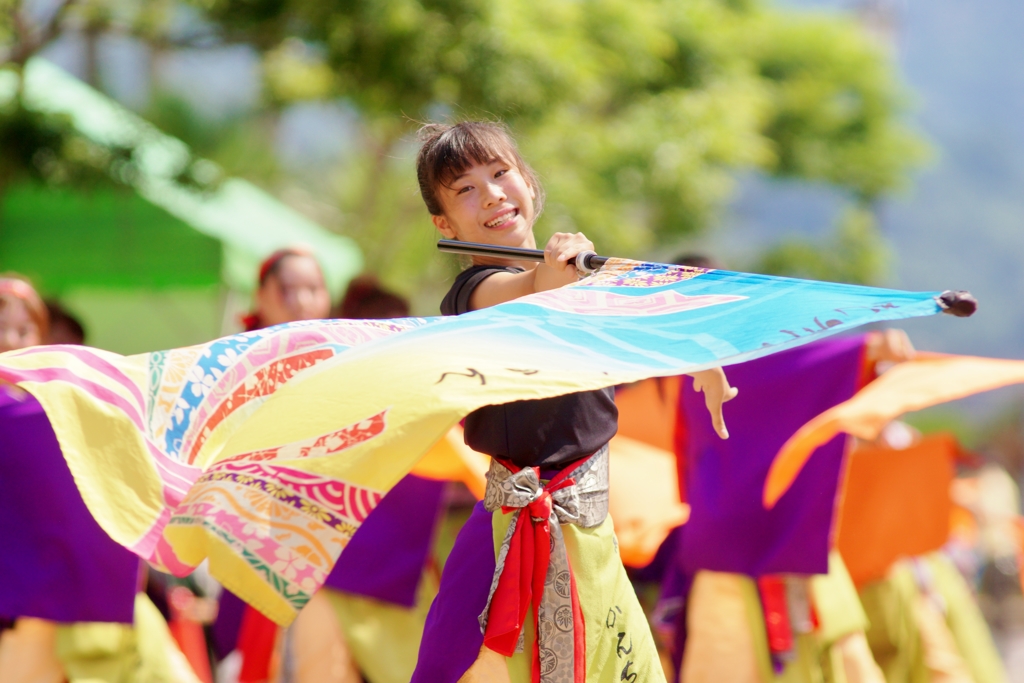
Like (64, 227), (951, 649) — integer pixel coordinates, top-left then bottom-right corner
(754, 205), (891, 284)
(0, 1), (16, 46)
(980, 403), (1024, 478)
(903, 407), (982, 451)
(0, 0), (928, 306)
(263, 38), (337, 102)
(142, 92), (280, 184)
(0, 64), (221, 203)
(0, 2), (223, 209)
(194, 0), (927, 300)
(0, 80), (130, 192)
(1, 0), (191, 65)
(905, 400), (1024, 478)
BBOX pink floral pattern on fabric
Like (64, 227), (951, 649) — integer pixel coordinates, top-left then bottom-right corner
(579, 258), (710, 288)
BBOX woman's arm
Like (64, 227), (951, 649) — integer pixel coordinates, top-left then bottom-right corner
(463, 234), (738, 439)
(468, 233), (594, 310)
(691, 368), (738, 439)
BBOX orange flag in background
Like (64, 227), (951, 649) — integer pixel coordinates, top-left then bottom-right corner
(835, 433), (957, 586)
(765, 354), (1024, 508)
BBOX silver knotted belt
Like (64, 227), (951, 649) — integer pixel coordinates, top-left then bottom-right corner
(477, 444), (610, 683)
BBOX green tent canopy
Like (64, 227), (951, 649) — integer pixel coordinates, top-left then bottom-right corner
(0, 58), (362, 297)
(1, 184), (223, 292)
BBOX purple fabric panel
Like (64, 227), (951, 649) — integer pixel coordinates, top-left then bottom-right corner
(0, 388), (139, 623)
(324, 474), (446, 607)
(678, 335), (865, 577)
(653, 531), (695, 672)
(411, 501), (494, 683)
(211, 590), (247, 660)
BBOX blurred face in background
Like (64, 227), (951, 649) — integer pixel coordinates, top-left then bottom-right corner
(256, 254), (331, 326)
(0, 295), (43, 352)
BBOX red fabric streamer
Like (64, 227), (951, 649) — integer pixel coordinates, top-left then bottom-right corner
(167, 587), (214, 683)
(483, 460), (587, 683)
(237, 605), (278, 683)
(757, 576), (793, 660)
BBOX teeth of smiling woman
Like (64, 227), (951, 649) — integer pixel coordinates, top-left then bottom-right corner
(485, 210), (516, 228)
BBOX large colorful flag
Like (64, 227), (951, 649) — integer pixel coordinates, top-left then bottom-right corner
(0, 259), (969, 624)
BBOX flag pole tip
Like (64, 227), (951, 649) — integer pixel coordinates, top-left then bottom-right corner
(937, 290), (978, 317)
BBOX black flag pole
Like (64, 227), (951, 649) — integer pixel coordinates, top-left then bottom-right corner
(437, 239), (609, 274)
(436, 239), (978, 317)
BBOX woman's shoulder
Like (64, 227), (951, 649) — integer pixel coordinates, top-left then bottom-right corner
(456, 264), (525, 279)
(441, 265), (525, 315)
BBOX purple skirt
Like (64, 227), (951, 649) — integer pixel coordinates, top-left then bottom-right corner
(411, 501), (494, 682)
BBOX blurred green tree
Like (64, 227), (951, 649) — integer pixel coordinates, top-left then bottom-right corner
(0, 0), (218, 202)
(754, 206), (891, 285)
(2, 0), (928, 303)
(196, 0), (927, 301)
(1, 1), (94, 195)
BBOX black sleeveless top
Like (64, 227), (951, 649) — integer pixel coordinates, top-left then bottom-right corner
(441, 265), (618, 469)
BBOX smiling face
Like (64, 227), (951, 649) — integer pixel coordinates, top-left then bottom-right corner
(431, 158), (538, 249)
(416, 122), (545, 254)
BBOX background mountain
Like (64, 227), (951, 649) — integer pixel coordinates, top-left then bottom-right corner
(722, 0), (1024, 360)
(692, 0), (1024, 419)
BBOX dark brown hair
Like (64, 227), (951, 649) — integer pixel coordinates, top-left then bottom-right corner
(45, 300), (86, 345)
(416, 121), (544, 218)
(257, 247), (318, 287)
(337, 275), (409, 319)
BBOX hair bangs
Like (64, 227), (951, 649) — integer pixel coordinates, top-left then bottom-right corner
(431, 126), (517, 190)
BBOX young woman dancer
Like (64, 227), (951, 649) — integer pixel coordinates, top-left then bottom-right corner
(410, 121), (736, 683)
